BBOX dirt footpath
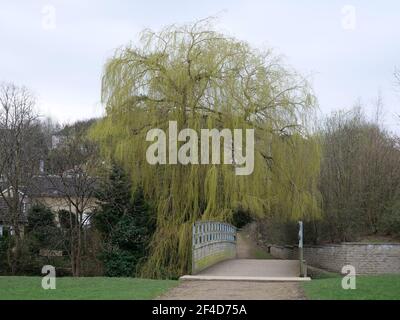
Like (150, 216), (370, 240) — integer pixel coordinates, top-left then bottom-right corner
(157, 281), (305, 300)
(236, 232), (253, 258)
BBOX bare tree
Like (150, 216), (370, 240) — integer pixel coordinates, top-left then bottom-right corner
(0, 82), (45, 273)
(45, 124), (100, 276)
(315, 105), (400, 242)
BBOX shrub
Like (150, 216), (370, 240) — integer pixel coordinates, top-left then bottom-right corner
(381, 200), (400, 237)
(93, 164), (155, 277)
(232, 207), (253, 229)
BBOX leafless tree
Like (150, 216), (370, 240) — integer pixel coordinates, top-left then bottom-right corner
(0, 82), (45, 273)
(45, 125), (100, 276)
(315, 104), (400, 242)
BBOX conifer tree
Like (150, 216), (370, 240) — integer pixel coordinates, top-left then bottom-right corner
(93, 165), (154, 276)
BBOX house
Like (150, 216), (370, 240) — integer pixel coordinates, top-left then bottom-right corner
(0, 173), (99, 236)
(0, 186), (30, 236)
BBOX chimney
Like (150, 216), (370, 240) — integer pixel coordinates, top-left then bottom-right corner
(39, 160), (45, 174)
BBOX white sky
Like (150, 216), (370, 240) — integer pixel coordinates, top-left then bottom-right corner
(1, 0), (399, 131)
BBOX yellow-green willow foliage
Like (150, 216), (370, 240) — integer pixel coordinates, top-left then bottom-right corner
(90, 20), (321, 278)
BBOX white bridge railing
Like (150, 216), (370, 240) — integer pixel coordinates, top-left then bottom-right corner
(192, 221), (237, 274)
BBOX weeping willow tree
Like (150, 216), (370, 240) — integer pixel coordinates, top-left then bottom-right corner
(91, 19), (321, 278)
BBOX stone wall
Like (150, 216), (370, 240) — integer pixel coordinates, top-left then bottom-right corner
(269, 243), (400, 274)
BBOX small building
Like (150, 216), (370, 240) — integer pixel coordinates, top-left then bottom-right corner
(0, 174), (98, 236)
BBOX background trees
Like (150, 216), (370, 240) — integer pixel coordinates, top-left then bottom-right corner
(255, 106), (400, 246)
(46, 120), (100, 276)
(91, 20), (321, 277)
(1, 25), (397, 279)
(314, 107), (400, 242)
(0, 82), (46, 273)
(22, 204), (66, 275)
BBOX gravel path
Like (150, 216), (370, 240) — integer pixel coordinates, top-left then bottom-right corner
(157, 280), (305, 300)
(236, 232), (253, 258)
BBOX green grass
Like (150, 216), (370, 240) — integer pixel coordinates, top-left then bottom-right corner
(303, 274), (400, 300)
(0, 276), (178, 300)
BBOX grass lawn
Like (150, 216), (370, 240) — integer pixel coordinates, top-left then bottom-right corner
(0, 276), (178, 300)
(303, 274), (400, 300)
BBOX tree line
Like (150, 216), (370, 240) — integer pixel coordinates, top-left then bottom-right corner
(255, 104), (400, 246)
(0, 84), (153, 276)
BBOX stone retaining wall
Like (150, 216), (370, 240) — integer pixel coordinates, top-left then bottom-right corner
(269, 243), (400, 274)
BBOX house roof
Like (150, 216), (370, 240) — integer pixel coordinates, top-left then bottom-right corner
(27, 175), (99, 198)
(0, 174), (99, 224)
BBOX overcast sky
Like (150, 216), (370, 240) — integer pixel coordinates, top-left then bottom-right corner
(1, 1), (399, 131)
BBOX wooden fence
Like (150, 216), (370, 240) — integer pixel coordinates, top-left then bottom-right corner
(192, 221), (237, 274)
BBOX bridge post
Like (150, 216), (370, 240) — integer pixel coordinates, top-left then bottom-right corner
(192, 223), (195, 275)
(298, 221), (306, 277)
